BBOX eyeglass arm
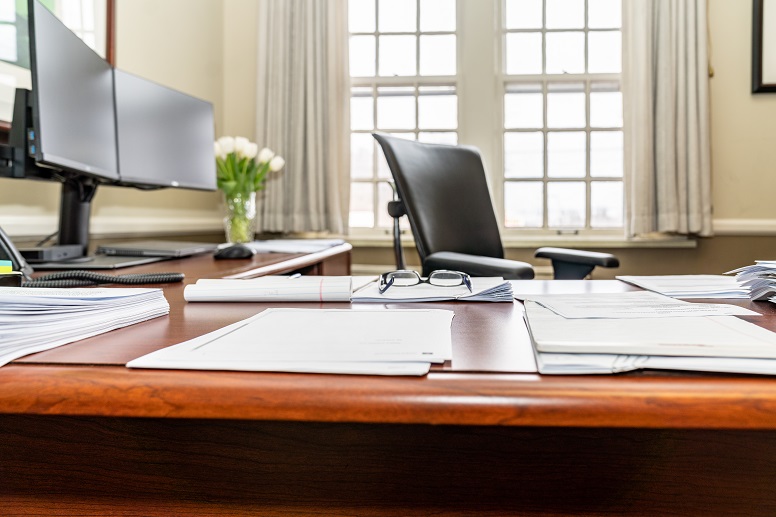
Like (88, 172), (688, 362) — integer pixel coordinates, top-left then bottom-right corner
(387, 199), (406, 271)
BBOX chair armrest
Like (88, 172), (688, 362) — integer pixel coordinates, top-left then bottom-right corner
(534, 247), (619, 280)
(424, 251), (534, 280)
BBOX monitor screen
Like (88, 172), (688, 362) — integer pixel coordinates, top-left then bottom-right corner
(114, 69), (216, 190)
(28, 0), (118, 180)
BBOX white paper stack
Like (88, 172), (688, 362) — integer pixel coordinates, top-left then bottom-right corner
(726, 261), (776, 302)
(352, 277), (513, 302)
(522, 291), (776, 375)
(0, 287), (169, 366)
(616, 275), (749, 299)
(184, 276), (353, 302)
(128, 308), (454, 376)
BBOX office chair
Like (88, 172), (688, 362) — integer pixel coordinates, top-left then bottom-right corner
(373, 133), (620, 280)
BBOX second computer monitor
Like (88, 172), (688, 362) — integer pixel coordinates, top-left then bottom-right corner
(114, 69), (216, 190)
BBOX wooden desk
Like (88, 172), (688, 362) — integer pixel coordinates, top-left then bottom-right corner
(3, 268), (776, 515)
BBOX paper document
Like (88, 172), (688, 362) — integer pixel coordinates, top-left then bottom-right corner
(0, 287), (169, 367)
(237, 239), (346, 254)
(184, 276), (352, 302)
(524, 291), (758, 319)
(352, 277), (513, 302)
(726, 261), (776, 301)
(616, 275), (749, 299)
(535, 352), (776, 376)
(128, 308), (454, 376)
(523, 300), (776, 359)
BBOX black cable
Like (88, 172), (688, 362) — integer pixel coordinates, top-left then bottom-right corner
(22, 270), (185, 288)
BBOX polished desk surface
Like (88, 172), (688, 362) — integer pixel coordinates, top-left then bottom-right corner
(6, 256), (776, 515)
(4, 254), (776, 430)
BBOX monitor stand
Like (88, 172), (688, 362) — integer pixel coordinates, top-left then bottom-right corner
(32, 254), (167, 270)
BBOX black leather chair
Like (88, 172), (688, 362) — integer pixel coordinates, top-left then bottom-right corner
(373, 133), (619, 280)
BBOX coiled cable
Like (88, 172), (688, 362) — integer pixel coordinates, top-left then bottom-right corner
(22, 271), (185, 288)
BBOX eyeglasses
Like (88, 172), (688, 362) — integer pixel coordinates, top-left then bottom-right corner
(378, 269), (472, 294)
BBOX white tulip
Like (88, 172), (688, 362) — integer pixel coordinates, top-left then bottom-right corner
(234, 136), (249, 154)
(269, 155), (285, 172)
(242, 142), (259, 160)
(257, 147), (274, 163)
(217, 136), (235, 154)
(213, 141), (226, 160)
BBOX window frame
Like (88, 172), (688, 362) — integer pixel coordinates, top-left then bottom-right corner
(349, 0), (625, 240)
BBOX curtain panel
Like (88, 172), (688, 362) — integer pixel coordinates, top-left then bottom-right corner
(254, 0), (350, 234)
(623, 0), (712, 237)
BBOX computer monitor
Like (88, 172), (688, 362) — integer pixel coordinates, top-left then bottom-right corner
(28, 0), (118, 181)
(114, 69), (216, 190)
(1, 0), (216, 263)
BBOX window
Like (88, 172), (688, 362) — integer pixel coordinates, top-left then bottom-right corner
(348, 0), (623, 237)
(348, 0), (458, 230)
(503, 0), (623, 233)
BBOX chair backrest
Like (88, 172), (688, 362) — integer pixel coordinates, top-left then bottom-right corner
(373, 133), (504, 263)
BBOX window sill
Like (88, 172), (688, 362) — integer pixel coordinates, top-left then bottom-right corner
(346, 233), (697, 250)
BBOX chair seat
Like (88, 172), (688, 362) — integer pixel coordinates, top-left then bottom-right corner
(424, 251), (535, 280)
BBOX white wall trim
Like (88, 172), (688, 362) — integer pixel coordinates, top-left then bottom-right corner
(712, 219), (776, 236)
(1, 214), (224, 239)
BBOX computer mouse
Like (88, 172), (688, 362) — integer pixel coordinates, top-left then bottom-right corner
(213, 244), (256, 260)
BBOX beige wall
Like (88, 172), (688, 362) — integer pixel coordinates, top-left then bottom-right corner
(709, 0), (776, 225)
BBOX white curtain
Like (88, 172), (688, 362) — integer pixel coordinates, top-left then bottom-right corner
(622, 0), (712, 237)
(254, 0), (350, 234)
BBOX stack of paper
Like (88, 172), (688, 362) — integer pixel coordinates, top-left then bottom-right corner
(726, 261), (776, 301)
(238, 239), (346, 254)
(0, 287), (169, 366)
(616, 275), (749, 299)
(128, 308), (454, 376)
(522, 291), (776, 375)
(184, 276), (353, 302)
(352, 277), (513, 302)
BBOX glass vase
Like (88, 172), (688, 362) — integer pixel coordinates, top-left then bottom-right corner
(223, 191), (257, 243)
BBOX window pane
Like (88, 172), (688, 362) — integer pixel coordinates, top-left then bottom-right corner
(505, 182), (543, 227)
(547, 89), (585, 128)
(418, 131), (457, 144)
(350, 95), (374, 130)
(505, 0), (542, 29)
(81, 0), (96, 31)
(547, 181), (585, 227)
(0, 25), (16, 62)
(351, 133), (375, 179)
(589, 0), (622, 29)
(0, 0), (15, 22)
(591, 181), (623, 227)
(547, 131), (586, 178)
(590, 131), (623, 177)
(506, 33), (542, 75)
(588, 31), (621, 73)
(376, 89), (416, 129)
(504, 132), (543, 178)
(504, 91), (543, 129)
(546, 32), (585, 74)
(420, 0), (455, 31)
(60, 0), (83, 31)
(349, 182), (375, 227)
(419, 34), (456, 76)
(546, 0), (584, 29)
(378, 0), (416, 32)
(377, 181), (395, 227)
(349, 0), (376, 32)
(590, 91), (622, 128)
(379, 35), (416, 76)
(350, 35), (376, 77)
(418, 89), (457, 129)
